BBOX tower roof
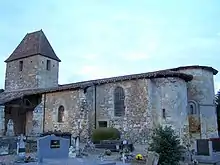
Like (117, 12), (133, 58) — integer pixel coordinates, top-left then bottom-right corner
(5, 30), (61, 62)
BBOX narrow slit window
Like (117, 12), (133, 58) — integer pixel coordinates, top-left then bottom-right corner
(46, 60), (51, 71)
(162, 109), (166, 119)
(19, 61), (23, 71)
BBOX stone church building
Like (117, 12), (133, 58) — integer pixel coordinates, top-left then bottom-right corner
(0, 30), (218, 143)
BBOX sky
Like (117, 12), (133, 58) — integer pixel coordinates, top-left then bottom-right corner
(0, 0), (220, 92)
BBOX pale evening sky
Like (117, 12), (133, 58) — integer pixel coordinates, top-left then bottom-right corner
(0, 0), (220, 92)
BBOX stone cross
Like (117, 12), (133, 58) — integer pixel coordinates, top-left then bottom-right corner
(6, 119), (14, 136)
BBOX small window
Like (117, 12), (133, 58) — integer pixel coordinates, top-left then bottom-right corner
(46, 60), (51, 71)
(58, 105), (64, 123)
(189, 101), (198, 115)
(188, 100), (199, 115)
(162, 109), (166, 119)
(98, 121), (108, 128)
(19, 61), (23, 71)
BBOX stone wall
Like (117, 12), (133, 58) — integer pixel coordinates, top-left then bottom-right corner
(4, 55), (59, 91)
(36, 56), (59, 89)
(94, 79), (150, 143)
(175, 68), (218, 139)
(44, 90), (89, 140)
(150, 77), (189, 143)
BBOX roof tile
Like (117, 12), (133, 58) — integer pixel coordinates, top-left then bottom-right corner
(5, 30), (61, 62)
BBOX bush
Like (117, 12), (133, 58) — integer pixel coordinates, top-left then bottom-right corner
(92, 127), (121, 142)
(148, 126), (184, 165)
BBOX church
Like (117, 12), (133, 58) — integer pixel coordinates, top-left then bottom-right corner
(0, 30), (218, 144)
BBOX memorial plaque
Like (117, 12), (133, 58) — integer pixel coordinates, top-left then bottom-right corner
(50, 140), (60, 149)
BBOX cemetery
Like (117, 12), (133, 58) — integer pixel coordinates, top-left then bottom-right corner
(0, 124), (162, 165)
(2, 125), (220, 165)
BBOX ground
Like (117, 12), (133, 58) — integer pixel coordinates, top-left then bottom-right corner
(0, 144), (146, 165)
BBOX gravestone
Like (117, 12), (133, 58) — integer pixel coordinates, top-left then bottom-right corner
(37, 134), (70, 162)
(196, 139), (209, 156)
(17, 134), (26, 159)
(146, 151), (159, 165)
(6, 119), (14, 136)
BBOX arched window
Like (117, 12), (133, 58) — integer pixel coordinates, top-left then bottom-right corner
(58, 105), (65, 122)
(188, 101), (198, 115)
(114, 86), (125, 117)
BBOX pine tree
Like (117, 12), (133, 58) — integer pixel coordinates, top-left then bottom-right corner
(148, 125), (184, 165)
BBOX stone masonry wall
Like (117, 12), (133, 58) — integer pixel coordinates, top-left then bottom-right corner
(84, 77), (190, 144)
(4, 55), (59, 91)
(150, 77), (189, 144)
(93, 79), (151, 144)
(36, 56), (59, 89)
(176, 69), (218, 139)
(30, 101), (44, 136)
(44, 90), (89, 140)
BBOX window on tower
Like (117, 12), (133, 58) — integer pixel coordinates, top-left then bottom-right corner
(46, 60), (51, 71)
(19, 61), (23, 71)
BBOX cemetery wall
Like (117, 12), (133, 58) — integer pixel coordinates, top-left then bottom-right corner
(175, 68), (218, 139)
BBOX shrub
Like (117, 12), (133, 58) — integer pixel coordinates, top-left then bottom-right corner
(148, 125), (184, 165)
(92, 127), (121, 142)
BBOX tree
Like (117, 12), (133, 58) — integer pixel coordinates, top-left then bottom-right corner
(148, 125), (184, 165)
(215, 90), (220, 133)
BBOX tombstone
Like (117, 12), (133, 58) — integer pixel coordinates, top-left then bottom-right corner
(17, 134), (26, 159)
(146, 151), (159, 165)
(37, 134), (70, 163)
(6, 119), (14, 136)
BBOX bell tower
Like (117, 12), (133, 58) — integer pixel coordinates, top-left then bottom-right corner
(4, 30), (61, 91)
